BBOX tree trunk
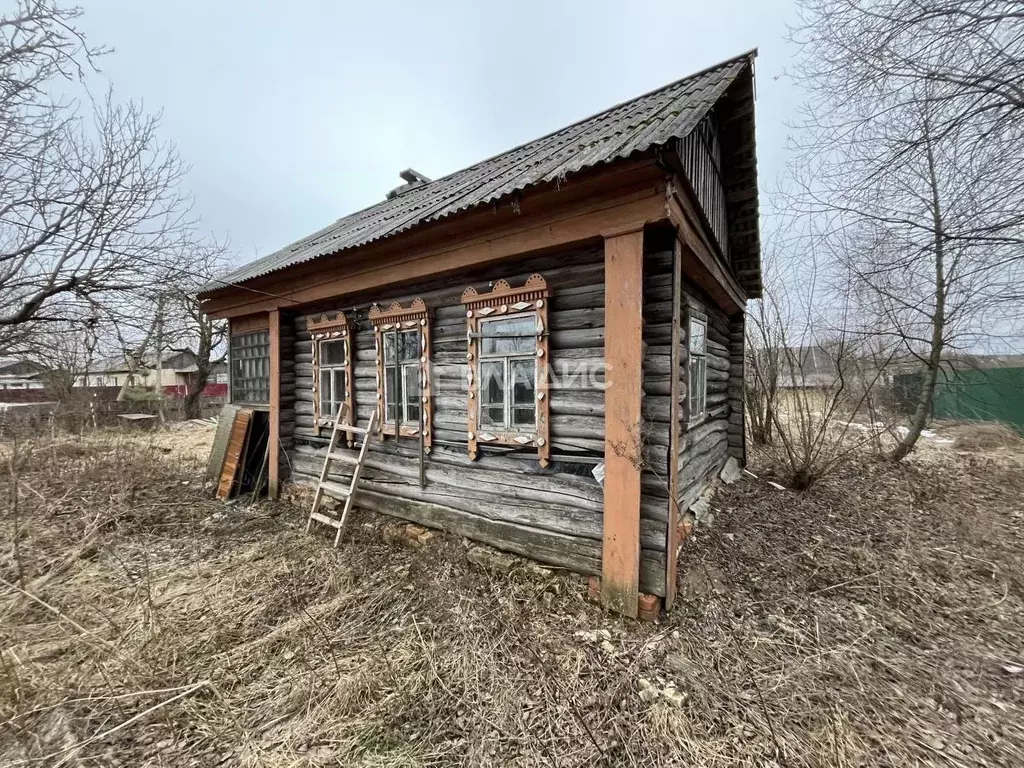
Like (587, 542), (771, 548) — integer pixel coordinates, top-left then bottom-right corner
(183, 320), (215, 420)
(890, 127), (946, 462)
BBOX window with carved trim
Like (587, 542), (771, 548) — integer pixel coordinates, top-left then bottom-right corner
(308, 312), (354, 442)
(462, 275), (550, 467)
(369, 299), (432, 449)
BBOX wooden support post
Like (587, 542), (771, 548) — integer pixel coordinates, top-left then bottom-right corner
(268, 309), (281, 500)
(601, 226), (645, 617)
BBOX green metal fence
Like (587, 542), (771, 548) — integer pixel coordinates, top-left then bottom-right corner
(893, 366), (1024, 432)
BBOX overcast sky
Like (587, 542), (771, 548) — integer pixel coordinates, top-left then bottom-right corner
(77, 0), (801, 263)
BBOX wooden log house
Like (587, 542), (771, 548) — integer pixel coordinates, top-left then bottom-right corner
(198, 51), (762, 617)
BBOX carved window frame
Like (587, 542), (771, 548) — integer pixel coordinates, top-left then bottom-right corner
(369, 298), (433, 451)
(309, 311), (355, 445)
(462, 274), (550, 467)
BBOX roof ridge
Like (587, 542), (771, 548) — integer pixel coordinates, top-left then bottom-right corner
(201, 49), (758, 293)
(296, 48), (758, 247)
(384, 49), (758, 196)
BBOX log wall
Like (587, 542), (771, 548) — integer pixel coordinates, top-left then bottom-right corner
(676, 279), (736, 513)
(282, 244), (672, 596)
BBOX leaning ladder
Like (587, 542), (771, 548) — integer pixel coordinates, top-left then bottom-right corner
(305, 401), (377, 547)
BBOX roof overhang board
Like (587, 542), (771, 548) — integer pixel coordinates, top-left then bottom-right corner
(201, 161), (672, 319)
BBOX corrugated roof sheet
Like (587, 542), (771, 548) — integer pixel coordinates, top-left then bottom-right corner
(205, 51), (755, 292)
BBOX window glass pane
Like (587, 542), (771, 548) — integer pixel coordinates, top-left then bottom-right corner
(384, 364), (403, 423)
(383, 333), (395, 364)
(480, 361), (504, 406)
(399, 331), (419, 362)
(320, 370), (332, 416)
(689, 358), (706, 419)
(512, 406), (536, 427)
(403, 364), (421, 423)
(689, 320), (707, 353)
(480, 360), (505, 427)
(321, 339), (347, 366)
(384, 364), (395, 418)
(481, 316), (536, 356)
(510, 359), (535, 406)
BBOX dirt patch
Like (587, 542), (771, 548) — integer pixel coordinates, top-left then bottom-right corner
(1, 432), (1022, 766)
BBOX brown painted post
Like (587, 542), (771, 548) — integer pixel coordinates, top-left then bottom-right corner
(601, 226), (645, 617)
(268, 309), (281, 499)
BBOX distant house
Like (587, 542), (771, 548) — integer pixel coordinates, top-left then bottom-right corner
(76, 352), (228, 397)
(199, 52), (762, 617)
(0, 360), (46, 390)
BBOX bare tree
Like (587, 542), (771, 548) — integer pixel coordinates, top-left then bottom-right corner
(0, 1), (193, 356)
(29, 318), (99, 402)
(162, 243), (231, 419)
(789, 0), (1024, 460)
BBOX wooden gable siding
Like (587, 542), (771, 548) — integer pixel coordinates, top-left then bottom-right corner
(678, 112), (728, 261)
(280, 244), (676, 597)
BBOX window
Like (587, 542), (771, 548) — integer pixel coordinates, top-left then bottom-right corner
(369, 299), (433, 449)
(462, 274), (551, 467)
(318, 338), (348, 423)
(688, 316), (707, 423)
(308, 312), (354, 441)
(383, 330), (421, 425)
(479, 316), (537, 431)
(231, 330), (270, 404)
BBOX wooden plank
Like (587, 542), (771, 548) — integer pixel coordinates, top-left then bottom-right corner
(230, 313), (270, 334)
(216, 408), (253, 500)
(341, 488), (667, 596)
(269, 309), (280, 499)
(310, 511), (342, 528)
(665, 238), (683, 610)
(600, 227), (645, 617)
(206, 404), (240, 482)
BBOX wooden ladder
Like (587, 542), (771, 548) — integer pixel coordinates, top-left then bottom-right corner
(305, 401), (377, 547)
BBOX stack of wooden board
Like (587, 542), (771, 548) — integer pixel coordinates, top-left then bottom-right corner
(207, 405), (258, 500)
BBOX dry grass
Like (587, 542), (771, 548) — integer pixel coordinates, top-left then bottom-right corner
(1, 427), (1022, 766)
(948, 421), (1024, 452)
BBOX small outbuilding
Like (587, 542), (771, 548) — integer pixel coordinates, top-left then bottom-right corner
(199, 51), (762, 617)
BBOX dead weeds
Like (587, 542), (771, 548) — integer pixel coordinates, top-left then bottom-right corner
(0, 432), (1022, 766)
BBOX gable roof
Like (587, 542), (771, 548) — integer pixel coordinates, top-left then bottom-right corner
(204, 50), (758, 293)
